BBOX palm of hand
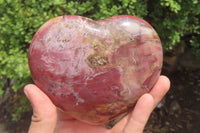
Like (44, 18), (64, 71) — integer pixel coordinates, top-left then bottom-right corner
(56, 118), (110, 133)
(56, 108), (145, 133)
(55, 85), (159, 133)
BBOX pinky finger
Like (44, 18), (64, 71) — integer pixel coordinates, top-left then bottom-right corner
(122, 94), (154, 133)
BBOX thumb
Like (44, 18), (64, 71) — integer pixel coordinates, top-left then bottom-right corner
(24, 84), (57, 133)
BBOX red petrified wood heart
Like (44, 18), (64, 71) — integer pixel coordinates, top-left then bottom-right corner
(28, 15), (163, 125)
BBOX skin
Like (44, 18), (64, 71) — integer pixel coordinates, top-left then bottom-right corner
(24, 75), (170, 133)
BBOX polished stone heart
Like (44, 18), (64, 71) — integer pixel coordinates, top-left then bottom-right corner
(28, 15), (162, 125)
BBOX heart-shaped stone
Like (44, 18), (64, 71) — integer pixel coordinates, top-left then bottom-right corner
(28, 15), (162, 125)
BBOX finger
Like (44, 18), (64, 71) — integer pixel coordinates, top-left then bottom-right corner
(149, 75), (170, 107)
(120, 76), (170, 133)
(24, 84), (57, 133)
(111, 75), (170, 133)
(121, 94), (154, 133)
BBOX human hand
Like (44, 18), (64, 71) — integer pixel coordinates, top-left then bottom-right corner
(24, 75), (170, 133)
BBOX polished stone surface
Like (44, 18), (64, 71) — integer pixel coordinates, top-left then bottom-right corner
(29, 15), (162, 125)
